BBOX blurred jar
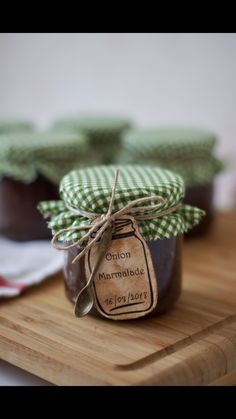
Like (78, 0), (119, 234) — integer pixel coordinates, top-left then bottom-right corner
(0, 119), (34, 135)
(118, 127), (224, 237)
(0, 130), (89, 241)
(52, 114), (132, 164)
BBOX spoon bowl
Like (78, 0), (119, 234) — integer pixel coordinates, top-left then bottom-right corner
(74, 286), (94, 317)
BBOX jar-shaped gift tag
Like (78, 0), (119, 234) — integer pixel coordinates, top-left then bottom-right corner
(85, 215), (158, 320)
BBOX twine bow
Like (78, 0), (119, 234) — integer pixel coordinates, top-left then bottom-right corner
(52, 169), (181, 263)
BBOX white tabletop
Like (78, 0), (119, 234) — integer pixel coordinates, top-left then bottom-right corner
(0, 360), (52, 386)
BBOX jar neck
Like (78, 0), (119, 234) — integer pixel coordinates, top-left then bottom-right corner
(112, 218), (135, 239)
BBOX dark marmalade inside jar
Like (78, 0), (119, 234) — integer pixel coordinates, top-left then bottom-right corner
(0, 175), (59, 241)
(184, 182), (214, 237)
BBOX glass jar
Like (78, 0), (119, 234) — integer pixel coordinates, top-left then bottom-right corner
(52, 115), (132, 164)
(0, 131), (89, 241)
(38, 164), (204, 321)
(119, 128), (223, 237)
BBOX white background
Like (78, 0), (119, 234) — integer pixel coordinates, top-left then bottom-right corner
(0, 33), (236, 385)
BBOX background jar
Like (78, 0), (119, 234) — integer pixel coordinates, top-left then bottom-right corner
(0, 131), (89, 241)
(119, 128), (224, 237)
(52, 114), (132, 164)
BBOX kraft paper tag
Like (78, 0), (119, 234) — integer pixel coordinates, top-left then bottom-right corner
(85, 215), (158, 320)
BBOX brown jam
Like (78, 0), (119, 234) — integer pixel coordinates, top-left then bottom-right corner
(63, 235), (182, 320)
(184, 182), (214, 237)
(0, 175), (58, 241)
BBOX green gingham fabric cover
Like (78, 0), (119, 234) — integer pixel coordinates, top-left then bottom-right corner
(0, 120), (34, 135)
(164, 157), (223, 187)
(119, 128), (224, 186)
(38, 165), (205, 244)
(53, 115), (131, 143)
(117, 153), (223, 187)
(0, 131), (89, 184)
(52, 115), (132, 164)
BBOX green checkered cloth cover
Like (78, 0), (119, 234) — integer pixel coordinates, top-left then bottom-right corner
(38, 165), (205, 244)
(0, 120), (34, 135)
(52, 115), (132, 164)
(119, 128), (224, 187)
(0, 131), (90, 184)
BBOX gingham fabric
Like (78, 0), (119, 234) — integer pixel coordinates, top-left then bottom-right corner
(117, 153), (223, 187)
(38, 165), (205, 244)
(52, 115), (132, 164)
(0, 131), (89, 184)
(119, 128), (224, 187)
(0, 120), (34, 135)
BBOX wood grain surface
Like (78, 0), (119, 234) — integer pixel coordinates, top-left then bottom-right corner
(0, 211), (236, 386)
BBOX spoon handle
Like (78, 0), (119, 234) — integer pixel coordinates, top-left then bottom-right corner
(74, 225), (113, 317)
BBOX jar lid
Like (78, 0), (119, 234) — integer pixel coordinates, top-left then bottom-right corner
(122, 127), (216, 159)
(39, 165), (204, 243)
(120, 127), (223, 186)
(0, 131), (88, 184)
(53, 115), (132, 142)
(0, 119), (34, 134)
(166, 157), (224, 187)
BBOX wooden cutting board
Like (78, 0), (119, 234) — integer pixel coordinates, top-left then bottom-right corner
(0, 211), (236, 386)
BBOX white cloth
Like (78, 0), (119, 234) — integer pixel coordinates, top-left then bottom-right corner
(0, 237), (63, 297)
